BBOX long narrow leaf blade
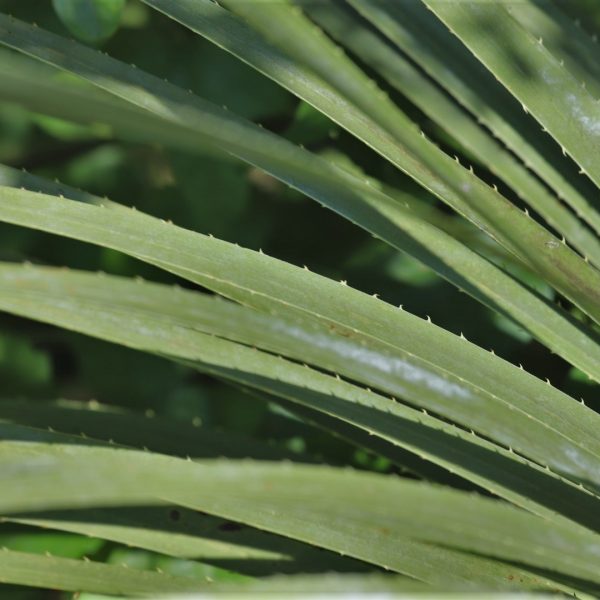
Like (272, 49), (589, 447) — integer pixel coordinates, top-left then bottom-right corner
(1, 262), (600, 534)
(0, 548), (207, 595)
(0, 399), (307, 462)
(2, 163), (599, 395)
(143, 0), (600, 323)
(0, 435), (597, 590)
(7, 505), (364, 576)
(301, 0), (600, 266)
(423, 1), (600, 200)
(351, 0), (600, 242)
(2, 11), (600, 328)
(0, 188), (599, 491)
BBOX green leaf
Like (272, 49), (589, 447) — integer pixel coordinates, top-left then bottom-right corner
(0, 434), (595, 590)
(0, 399), (308, 462)
(422, 0), (600, 231)
(52, 0), (125, 45)
(1, 187), (600, 493)
(1, 1), (598, 594)
(301, 0), (600, 267)
(2, 11), (600, 332)
(0, 530), (103, 560)
(0, 420), (362, 576)
(6, 506), (366, 577)
(117, 589), (559, 600)
(350, 0), (600, 248)
(1, 20), (600, 386)
(126, 573), (430, 596)
(144, 0), (600, 325)
(1, 262), (599, 537)
(0, 48), (231, 160)
(272, 398), (468, 487)
(504, 0), (600, 100)
(0, 548), (208, 595)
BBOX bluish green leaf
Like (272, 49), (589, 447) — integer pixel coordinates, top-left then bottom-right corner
(52, 0), (125, 44)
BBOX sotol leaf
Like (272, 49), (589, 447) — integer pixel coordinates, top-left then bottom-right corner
(1, 262), (600, 536)
(144, 0), (600, 323)
(301, 0), (600, 267)
(350, 0), (600, 244)
(0, 434), (596, 590)
(2, 13), (600, 330)
(0, 547), (209, 595)
(423, 0), (600, 211)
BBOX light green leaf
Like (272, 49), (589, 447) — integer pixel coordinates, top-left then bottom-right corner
(350, 0), (600, 246)
(422, 0), (600, 228)
(504, 0), (600, 100)
(0, 434), (595, 590)
(0, 1), (598, 594)
(301, 0), (600, 266)
(1, 187), (600, 493)
(2, 11), (600, 330)
(0, 416), (362, 576)
(0, 547), (207, 595)
(0, 49), (230, 160)
(123, 573), (429, 596)
(145, 0), (600, 324)
(7, 505), (364, 576)
(1, 21), (600, 388)
(1, 262), (599, 535)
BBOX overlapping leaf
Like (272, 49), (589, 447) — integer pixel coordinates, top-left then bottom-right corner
(423, 0), (600, 198)
(0, 1), (599, 593)
(1, 430), (598, 590)
(301, 0), (600, 266)
(351, 0), (600, 244)
(1, 12), (600, 335)
(1, 261), (600, 535)
(142, 0), (600, 324)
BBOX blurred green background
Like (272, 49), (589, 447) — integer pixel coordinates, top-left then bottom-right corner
(0, 0), (598, 597)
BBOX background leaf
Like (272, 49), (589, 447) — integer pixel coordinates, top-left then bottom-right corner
(52, 0), (125, 45)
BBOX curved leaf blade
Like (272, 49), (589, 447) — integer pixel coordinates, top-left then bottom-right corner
(423, 0), (600, 207)
(0, 186), (600, 492)
(0, 436), (597, 590)
(144, 0), (600, 323)
(0, 548), (207, 595)
(351, 0), (600, 245)
(2, 10), (600, 329)
(301, 0), (600, 266)
(1, 262), (600, 535)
